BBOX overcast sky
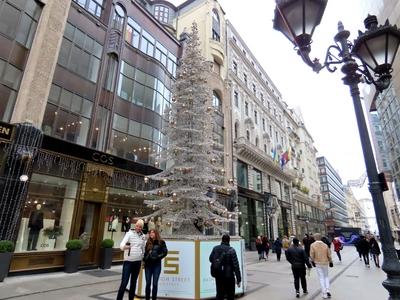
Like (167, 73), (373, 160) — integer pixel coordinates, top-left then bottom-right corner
(169, 0), (371, 197)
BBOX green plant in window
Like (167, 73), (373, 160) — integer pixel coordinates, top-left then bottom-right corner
(43, 226), (63, 239)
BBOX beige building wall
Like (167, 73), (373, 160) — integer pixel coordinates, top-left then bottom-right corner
(11, 0), (71, 127)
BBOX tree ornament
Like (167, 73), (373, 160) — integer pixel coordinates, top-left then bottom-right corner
(228, 178), (234, 184)
(162, 179), (168, 185)
(144, 177), (149, 184)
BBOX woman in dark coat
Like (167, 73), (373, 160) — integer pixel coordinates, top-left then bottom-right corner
(369, 237), (381, 268)
(256, 236), (266, 261)
(143, 229), (168, 300)
(358, 235), (371, 267)
(273, 237), (283, 261)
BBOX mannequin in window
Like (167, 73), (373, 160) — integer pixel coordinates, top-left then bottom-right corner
(121, 216), (131, 232)
(27, 204), (44, 251)
(111, 215), (119, 231)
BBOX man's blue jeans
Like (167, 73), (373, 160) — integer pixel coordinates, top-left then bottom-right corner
(116, 260), (141, 300)
(145, 261), (162, 300)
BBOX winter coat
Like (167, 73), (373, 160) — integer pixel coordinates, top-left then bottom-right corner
(143, 239), (168, 266)
(256, 239), (264, 254)
(119, 230), (147, 262)
(209, 243), (241, 282)
(333, 238), (342, 252)
(273, 239), (283, 253)
(286, 245), (312, 269)
(262, 237), (270, 250)
(310, 240), (332, 265)
(358, 239), (371, 255)
(369, 239), (381, 255)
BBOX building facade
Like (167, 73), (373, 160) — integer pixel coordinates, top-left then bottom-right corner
(344, 186), (369, 231)
(0, 0), (181, 273)
(317, 156), (348, 236)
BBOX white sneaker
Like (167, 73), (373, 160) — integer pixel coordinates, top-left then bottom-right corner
(322, 293), (328, 299)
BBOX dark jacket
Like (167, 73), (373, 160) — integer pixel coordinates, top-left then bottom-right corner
(143, 240), (168, 265)
(273, 239), (283, 253)
(369, 239), (381, 255)
(28, 210), (44, 230)
(286, 245), (312, 269)
(209, 243), (241, 282)
(358, 238), (370, 254)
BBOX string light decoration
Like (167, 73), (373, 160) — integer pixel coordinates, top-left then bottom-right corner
(141, 23), (236, 235)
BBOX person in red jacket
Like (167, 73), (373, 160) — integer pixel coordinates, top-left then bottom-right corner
(332, 236), (343, 262)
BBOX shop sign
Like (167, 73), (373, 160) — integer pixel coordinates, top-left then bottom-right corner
(0, 122), (13, 140)
(91, 152), (114, 165)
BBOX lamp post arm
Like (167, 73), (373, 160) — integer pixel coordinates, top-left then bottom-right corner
(297, 45), (324, 73)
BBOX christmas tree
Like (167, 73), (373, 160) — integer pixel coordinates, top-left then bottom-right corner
(142, 22), (235, 235)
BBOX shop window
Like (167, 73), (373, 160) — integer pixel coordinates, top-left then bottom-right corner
(15, 174), (78, 253)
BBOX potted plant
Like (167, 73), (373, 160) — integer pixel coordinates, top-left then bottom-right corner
(43, 226), (63, 250)
(64, 239), (83, 273)
(0, 240), (15, 282)
(100, 239), (114, 269)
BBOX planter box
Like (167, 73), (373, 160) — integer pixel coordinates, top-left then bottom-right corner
(0, 252), (13, 282)
(64, 249), (81, 273)
(100, 247), (113, 269)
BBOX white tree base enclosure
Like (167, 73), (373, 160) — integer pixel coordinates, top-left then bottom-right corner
(132, 237), (247, 299)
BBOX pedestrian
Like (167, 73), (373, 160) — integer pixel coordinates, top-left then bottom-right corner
(286, 237), (312, 298)
(332, 236), (343, 262)
(358, 235), (371, 267)
(369, 236), (381, 268)
(143, 229), (168, 300)
(117, 219), (147, 300)
(354, 236), (362, 260)
(256, 236), (265, 261)
(262, 236), (270, 260)
(209, 234), (241, 300)
(282, 235), (290, 252)
(321, 236), (331, 248)
(303, 234), (313, 257)
(310, 233), (333, 299)
(273, 237), (283, 261)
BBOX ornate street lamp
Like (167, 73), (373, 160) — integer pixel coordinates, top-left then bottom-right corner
(274, 1), (400, 298)
(264, 193), (279, 239)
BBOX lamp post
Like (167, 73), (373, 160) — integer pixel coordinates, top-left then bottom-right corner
(264, 192), (278, 240)
(273, 0), (400, 298)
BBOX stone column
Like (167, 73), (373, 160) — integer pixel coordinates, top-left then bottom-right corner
(11, 0), (71, 126)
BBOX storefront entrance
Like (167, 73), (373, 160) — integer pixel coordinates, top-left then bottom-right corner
(78, 202), (102, 265)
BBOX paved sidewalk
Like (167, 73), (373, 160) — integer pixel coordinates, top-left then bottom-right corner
(0, 246), (387, 299)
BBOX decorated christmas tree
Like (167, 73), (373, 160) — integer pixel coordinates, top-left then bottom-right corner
(142, 22), (235, 236)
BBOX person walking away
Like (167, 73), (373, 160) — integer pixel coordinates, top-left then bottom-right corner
(303, 234), (311, 257)
(262, 236), (270, 260)
(273, 237), (283, 261)
(321, 236), (331, 248)
(358, 235), (371, 267)
(286, 238), (312, 298)
(332, 236), (343, 262)
(282, 235), (290, 252)
(310, 233), (333, 299)
(369, 236), (381, 268)
(354, 237), (362, 261)
(256, 236), (265, 261)
(117, 219), (147, 300)
(143, 229), (168, 300)
(209, 234), (241, 300)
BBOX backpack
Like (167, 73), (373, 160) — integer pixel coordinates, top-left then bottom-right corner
(210, 248), (227, 278)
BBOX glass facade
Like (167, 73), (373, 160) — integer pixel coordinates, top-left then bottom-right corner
(237, 160), (248, 188)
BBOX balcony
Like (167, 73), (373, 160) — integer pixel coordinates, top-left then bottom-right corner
(234, 137), (295, 181)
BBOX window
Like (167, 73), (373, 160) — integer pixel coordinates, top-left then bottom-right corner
(0, 0), (42, 48)
(243, 73), (247, 85)
(73, 0), (104, 17)
(237, 160), (248, 188)
(234, 91), (239, 107)
(264, 144), (267, 153)
(253, 169), (262, 192)
(245, 101), (249, 116)
(255, 137), (259, 147)
(262, 118), (265, 131)
(212, 9), (220, 42)
(212, 91), (222, 112)
(234, 122), (239, 139)
(232, 61), (238, 74)
(154, 5), (169, 23)
(254, 111), (258, 124)
(155, 42), (168, 68)
(126, 18), (140, 48)
(252, 83), (256, 94)
(0, 58), (21, 122)
(58, 23), (103, 83)
(140, 30), (155, 57)
(260, 93), (264, 103)
(246, 130), (250, 141)
(112, 4), (125, 31)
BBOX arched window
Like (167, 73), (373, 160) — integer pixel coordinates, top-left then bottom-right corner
(255, 137), (259, 147)
(264, 144), (267, 153)
(155, 5), (169, 23)
(246, 130), (250, 141)
(212, 91), (222, 112)
(212, 9), (220, 41)
(234, 122), (239, 139)
(113, 4), (125, 31)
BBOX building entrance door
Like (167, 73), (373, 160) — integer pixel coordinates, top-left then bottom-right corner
(79, 201), (101, 265)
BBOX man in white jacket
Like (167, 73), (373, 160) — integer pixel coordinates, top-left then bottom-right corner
(116, 219), (147, 300)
